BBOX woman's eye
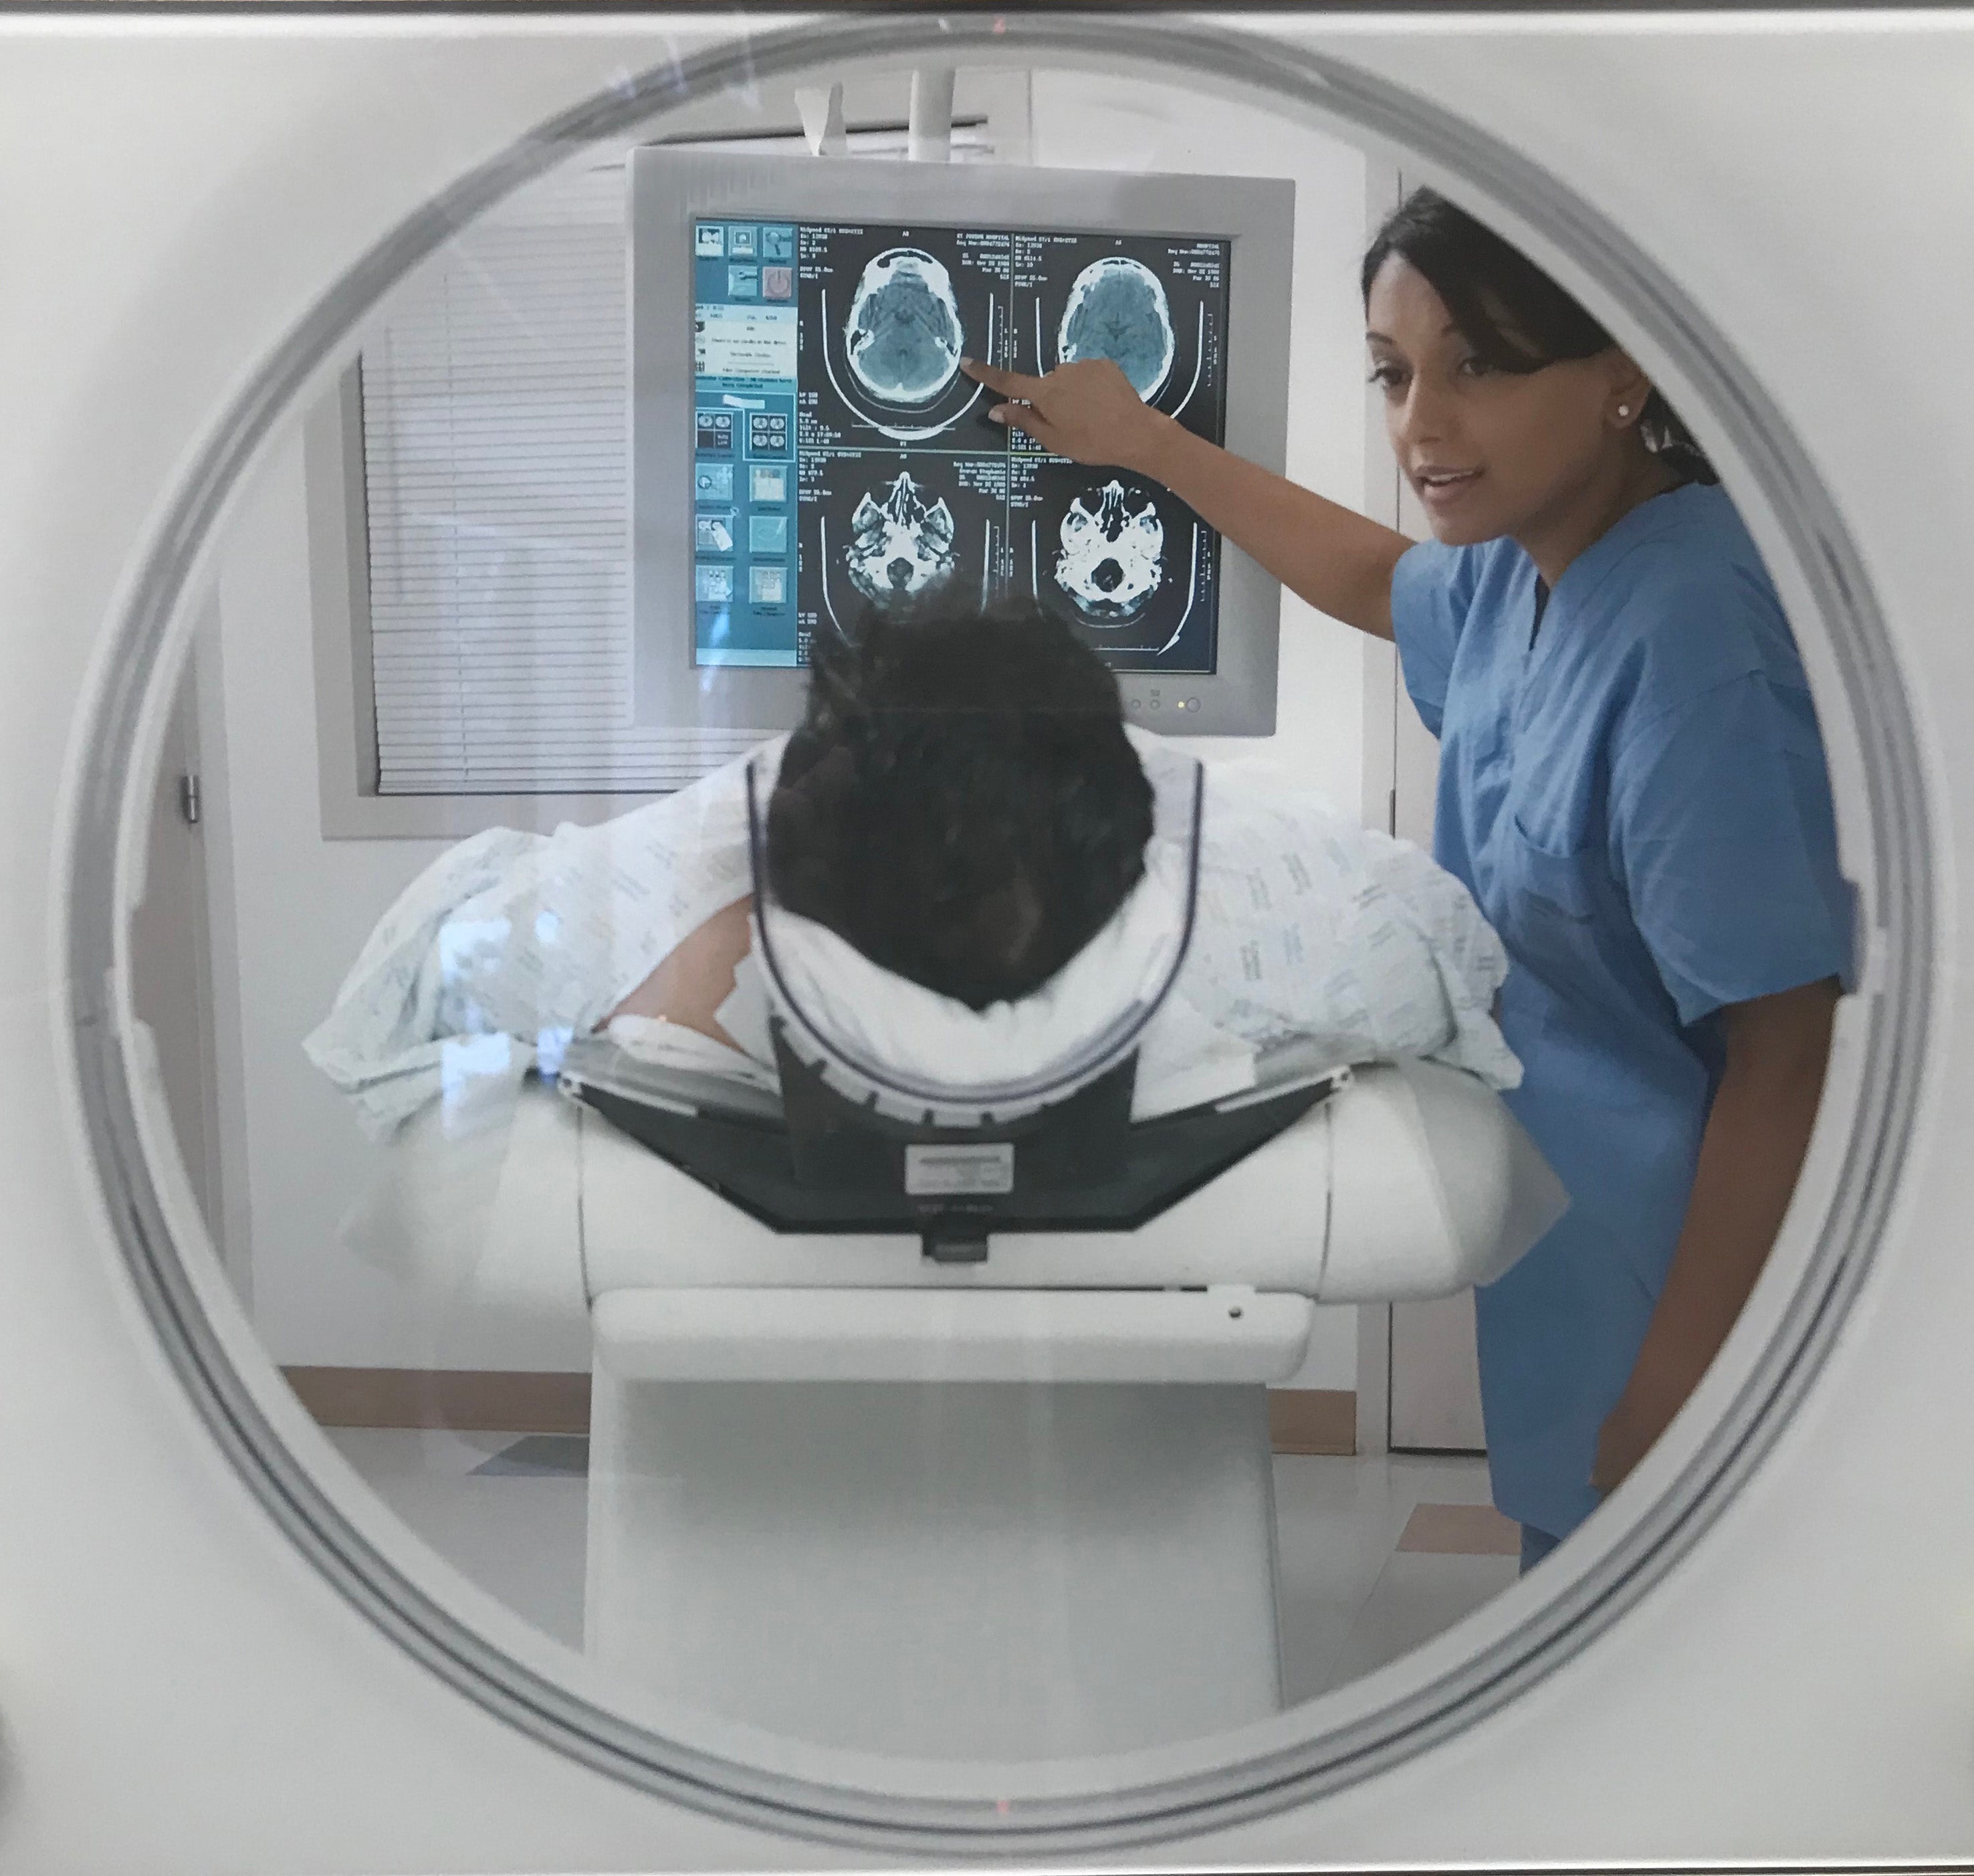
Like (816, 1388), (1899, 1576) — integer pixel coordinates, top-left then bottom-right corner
(1458, 355), (1495, 378)
(1367, 364), (1402, 390)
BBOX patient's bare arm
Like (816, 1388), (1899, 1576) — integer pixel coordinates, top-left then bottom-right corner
(605, 894), (755, 1049)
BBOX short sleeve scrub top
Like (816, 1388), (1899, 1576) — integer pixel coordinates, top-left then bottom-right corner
(1389, 479), (1852, 1542)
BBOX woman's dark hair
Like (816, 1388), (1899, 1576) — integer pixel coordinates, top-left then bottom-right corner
(1361, 187), (1718, 486)
(765, 600), (1156, 1011)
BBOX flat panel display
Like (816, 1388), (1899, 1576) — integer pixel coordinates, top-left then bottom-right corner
(635, 154), (1294, 736)
(690, 213), (1231, 676)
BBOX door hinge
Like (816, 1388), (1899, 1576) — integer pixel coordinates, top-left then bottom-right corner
(179, 772), (201, 827)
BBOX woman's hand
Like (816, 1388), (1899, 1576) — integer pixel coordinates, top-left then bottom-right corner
(964, 356), (1411, 641)
(960, 356), (1172, 476)
(1591, 976), (1840, 1497)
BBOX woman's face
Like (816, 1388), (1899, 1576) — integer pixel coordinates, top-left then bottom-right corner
(1365, 254), (1632, 548)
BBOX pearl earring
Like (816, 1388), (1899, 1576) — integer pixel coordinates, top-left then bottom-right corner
(1617, 403), (1632, 419)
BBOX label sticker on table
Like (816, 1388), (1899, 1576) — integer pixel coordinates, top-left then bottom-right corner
(904, 1142), (1015, 1196)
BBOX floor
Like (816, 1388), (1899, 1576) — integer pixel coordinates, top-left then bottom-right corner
(325, 1427), (1521, 1706)
(1274, 1449), (1519, 1699)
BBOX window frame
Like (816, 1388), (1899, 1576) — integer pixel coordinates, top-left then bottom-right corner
(308, 85), (1033, 840)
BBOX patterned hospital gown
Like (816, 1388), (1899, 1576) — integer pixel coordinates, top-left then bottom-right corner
(304, 727), (1520, 1136)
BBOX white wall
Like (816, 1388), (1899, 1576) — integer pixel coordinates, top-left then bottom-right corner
(207, 76), (1378, 1385)
(213, 427), (471, 1367)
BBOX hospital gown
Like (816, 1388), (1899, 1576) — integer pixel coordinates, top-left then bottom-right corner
(304, 726), (1521, 1137)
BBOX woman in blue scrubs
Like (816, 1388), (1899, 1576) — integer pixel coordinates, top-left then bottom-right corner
(962, 189), (1850, 1571)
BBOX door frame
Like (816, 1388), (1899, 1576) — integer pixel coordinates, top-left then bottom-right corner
(1355, 154), (1406, 1457)
(1353, 157), (1486, 1457)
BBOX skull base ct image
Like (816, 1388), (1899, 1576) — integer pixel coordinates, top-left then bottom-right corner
(1018, 464), (1216, 672)
(849, 470), (956, 607)
(804, 453), (1005, 637)
(1056, 480), (1165, 621)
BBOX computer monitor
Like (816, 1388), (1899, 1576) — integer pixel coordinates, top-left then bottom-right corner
(630, 149), (1294, 735)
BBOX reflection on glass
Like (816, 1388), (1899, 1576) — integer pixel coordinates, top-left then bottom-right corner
(119, 57), (1835, 1787)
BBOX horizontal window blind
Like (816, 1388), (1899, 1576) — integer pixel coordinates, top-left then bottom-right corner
(358, 128), (996, 797)
(360, 156), (754, 795)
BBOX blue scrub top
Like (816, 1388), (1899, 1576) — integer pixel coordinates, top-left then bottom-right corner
(1390, 480), (1852, 1539)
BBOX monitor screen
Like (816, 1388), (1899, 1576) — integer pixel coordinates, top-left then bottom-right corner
(691, 215), (1231, 675)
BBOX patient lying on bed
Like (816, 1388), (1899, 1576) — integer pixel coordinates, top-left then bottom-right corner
(306, 601), (1519, 1136)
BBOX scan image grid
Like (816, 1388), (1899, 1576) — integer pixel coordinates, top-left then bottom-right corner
(786, 219), (1232, 675)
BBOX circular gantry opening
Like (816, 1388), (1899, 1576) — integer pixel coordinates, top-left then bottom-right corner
(77, 13), (1918, 1856)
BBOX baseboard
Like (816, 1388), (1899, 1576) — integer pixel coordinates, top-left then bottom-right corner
(1267, 1387), (1357, 1455)
(282, 1367), (591, 1435)
(285, 1368), (1358, 1454)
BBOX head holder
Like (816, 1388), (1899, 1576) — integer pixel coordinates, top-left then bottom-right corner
(742, 744), (1204, 1130)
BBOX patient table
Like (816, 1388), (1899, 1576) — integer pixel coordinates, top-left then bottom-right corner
(354, 1053), (1563, 1760)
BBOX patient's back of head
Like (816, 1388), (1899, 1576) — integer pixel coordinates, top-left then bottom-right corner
(766, 601), (1154, 1011)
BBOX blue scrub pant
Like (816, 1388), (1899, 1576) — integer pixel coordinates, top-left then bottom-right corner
(1519, 1524), (1563, 1574)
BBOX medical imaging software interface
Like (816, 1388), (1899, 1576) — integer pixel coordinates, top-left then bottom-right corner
(691, 215), (1231, 673)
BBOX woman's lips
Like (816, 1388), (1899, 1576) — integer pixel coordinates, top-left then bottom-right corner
(1418, 468), (1483, 508)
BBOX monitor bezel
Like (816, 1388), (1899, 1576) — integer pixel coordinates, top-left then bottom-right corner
(631, 148), (1295, 736)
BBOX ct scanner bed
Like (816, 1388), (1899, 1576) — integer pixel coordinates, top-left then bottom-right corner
(354, 1058), (1562, 1758)
(364, 1056), (1561, 1336)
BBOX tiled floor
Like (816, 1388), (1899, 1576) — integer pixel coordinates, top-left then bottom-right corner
(326, 1427), (1523, 1703)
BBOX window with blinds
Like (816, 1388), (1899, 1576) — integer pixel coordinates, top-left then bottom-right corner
(356, 125), (998, 798)
(358, 157), (752, 795)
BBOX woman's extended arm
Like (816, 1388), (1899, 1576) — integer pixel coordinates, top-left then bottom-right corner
(962, 358), (1414, 641)
(1592, 976), (1840, 1491)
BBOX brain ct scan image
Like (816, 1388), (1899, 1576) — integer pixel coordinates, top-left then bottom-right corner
(1014, 233), (1227, 449)
(1057, 257), (1177, 400)
(1055, 479), (1166, 621)
(801, 451), (1006, 643)
(847, 470), (959, 606)
(845, 249), (965, 407)
(802, 223), (1006, 449)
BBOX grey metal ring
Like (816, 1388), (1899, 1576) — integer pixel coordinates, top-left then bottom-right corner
(60, 10), (1927, 1858)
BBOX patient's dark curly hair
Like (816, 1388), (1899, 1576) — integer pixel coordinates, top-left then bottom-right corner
(766, 601), (1155, 1011)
